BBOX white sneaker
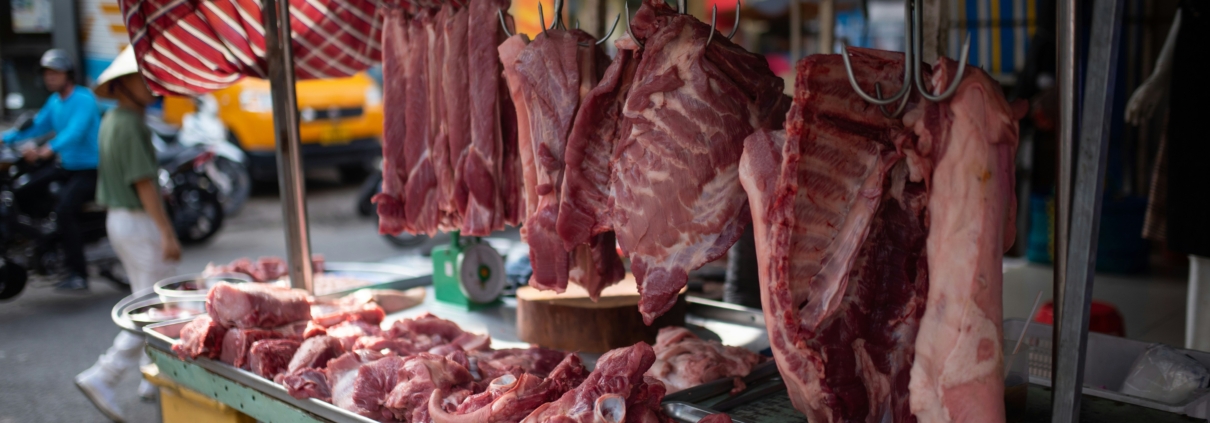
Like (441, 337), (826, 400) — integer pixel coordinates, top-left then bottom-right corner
(75, 366), (126, 422)
(137, 380), (157, 402)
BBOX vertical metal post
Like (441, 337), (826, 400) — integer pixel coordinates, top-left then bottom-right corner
(1051, 0), (1124, 421)
(263, 0), (315, 293)
(790, 0), (802, 64)
(1051, 0), (1076, 399)
(819, 0), (835, 54)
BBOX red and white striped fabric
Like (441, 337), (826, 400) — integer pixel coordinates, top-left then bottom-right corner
(120, 0), (394, 96)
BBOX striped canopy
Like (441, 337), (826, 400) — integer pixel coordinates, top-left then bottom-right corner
(119, 0), (389, 96)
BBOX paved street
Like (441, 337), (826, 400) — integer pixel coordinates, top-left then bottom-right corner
(0, 171), (440, 423)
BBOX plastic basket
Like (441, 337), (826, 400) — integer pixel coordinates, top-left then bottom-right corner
(1004, 318), (1210, 419)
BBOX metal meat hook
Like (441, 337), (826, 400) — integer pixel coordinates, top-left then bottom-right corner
(705, 0), (741, 46)
(837, 0), (971, 117)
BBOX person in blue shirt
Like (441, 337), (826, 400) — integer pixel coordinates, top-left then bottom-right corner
(1, 49), (101, 291)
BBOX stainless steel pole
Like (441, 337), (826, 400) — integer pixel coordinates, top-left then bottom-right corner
(819, 0), (835, 54)
(1051, 0), (1124, 421)
(1051, 0), (1075, 405)
(263, 0), (315, 293)
(790, 0), (802, 64)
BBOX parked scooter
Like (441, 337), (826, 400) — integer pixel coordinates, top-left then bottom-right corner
(150, 95), (250, 217)
(155, 134), (226, 246)
(0, 113), (126, 299)
(356, 164), (428, 248)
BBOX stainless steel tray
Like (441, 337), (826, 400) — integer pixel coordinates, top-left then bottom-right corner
(144, 319), (377, 423)
(661, 361), (807, 423)
(312, 261), (432, 300)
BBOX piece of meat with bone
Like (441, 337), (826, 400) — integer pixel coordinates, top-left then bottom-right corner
(248, 339), (300, 380)
(282, 368), (332, 401)
(471, 347), (569, 381)
(205, 282), (311, 329)
(285, 335), (346, 375)
(173, 315), (226, 360)
(430, 354), (588, 423)
(558, 0), (790, 323)
(376, 7), (409, 235)
(521, 342), (664, 423)
(646, 327), (764, 394)
(738, 49), (1016, 423)
(328, 350), (388, 413)
(327, 320), (382, 352)
(382, 353), (475, 423)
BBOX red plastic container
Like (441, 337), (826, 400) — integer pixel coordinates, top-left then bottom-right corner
(1033, 300), (1125, 337)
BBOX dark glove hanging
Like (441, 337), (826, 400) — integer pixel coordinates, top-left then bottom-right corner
(723, 224), (761, 309)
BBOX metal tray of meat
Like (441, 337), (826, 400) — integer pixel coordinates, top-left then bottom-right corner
(143, 318), (378, 423)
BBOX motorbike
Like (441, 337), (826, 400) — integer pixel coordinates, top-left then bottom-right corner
(356, 165), (428, 248)
(150, 94), (250, 217)
(0, 113), (126, 299)
(0, 113), (227, 300)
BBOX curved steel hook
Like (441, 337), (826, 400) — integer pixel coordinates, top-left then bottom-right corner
(706, 5), (718, 45)
(538, 1), (547, 34)
(837, 0), (912, 108)
(498, 9), (514, 37)
(727, 0), (740, 39)
(707, 0), (742, 45)
(553, 0), (565, 30)
(598, 14), (621, 44)
(875, 83), (911, 118)
(625, 2), (643, 48)
(911, 0), (968, 102)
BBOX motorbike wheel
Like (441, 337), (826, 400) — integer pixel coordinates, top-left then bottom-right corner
(0, 262), (28, 300)
(172, 181), (225, 245)
(214, 157), (251, 217)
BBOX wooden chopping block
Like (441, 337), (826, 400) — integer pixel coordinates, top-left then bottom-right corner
(516, 275), (686, 354)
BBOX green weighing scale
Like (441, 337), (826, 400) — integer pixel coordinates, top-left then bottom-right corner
(432, 231), (506, 309)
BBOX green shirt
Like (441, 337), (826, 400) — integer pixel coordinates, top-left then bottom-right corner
(97, 107), (157, 210)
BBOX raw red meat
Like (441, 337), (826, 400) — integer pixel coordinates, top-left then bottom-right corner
(458, 0), (509, 236)
(646, 327), (763, 394)
(312, 303), (386, 328)
(402, 11), (441, 236)
(286, 335), (346, 375)
(384, 313), (489, 353)
(220, 328), (286, 369)
(738, 50), (1017, 423)
(206, 282), (311, 329)
(443, 6), (471, 229)
(355, 336), (419, 355)
(498, 34), (536, 228)
(557, 0), (790, 323)
(328, 350), (387, 409)
(521, 342), (663, 423)
(281, 368), (332, 401)
(203, 255), (325, 282)
(383, 353), (475, 422)
(173, 315), (226, 360)
(471, 347), (569, 381)
(698, 414), (732, 423)
(430, 354), (587, 423)
(376, 7), (409, 235)
(249, 339), (300, 380)
(327, 320), (382, 351)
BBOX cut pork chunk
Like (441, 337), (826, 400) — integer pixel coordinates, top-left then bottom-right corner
(205, 282), (311, 329)
(249, 339), (301, 380)
(328, 350), (388, 411)
(470, 347), (569, 381)
(382, 353), (475, 423)
(173, 315), (226, 360)
(311, 303), (386, 328)
(220, 328), (288, 369)
(430, 354), (587, 423)
(738, 49), (1017, 423)
(558, 0), (790, 323)
(647, 326), (764, 394)
(286, 335), (346, 375)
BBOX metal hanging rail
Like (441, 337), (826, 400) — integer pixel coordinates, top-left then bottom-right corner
(263, 0), (315, 293)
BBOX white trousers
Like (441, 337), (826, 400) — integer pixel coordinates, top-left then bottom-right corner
(1186, 255), (1210, 351)
(92, 209), (178, 381)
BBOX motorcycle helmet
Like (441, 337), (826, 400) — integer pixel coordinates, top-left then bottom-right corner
(39, 49), (75, 73)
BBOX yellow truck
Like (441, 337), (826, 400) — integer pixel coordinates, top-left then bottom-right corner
(165, 72), (384, 181)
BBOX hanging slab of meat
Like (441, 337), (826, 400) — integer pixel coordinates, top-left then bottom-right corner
(401, 11), (442, 236)
(906, 58), (1017, 423)
(499, 34), (536, 227)
(445, 6), (472, 228)
(173, 315), (227, 360)
(459, 0), (509, 236)
(206, 282), (311, 328)
(558, 0), (790, 323)
(521, 342), (665, 423)
(430, 354), (588, 423)
(428, 5), (456, 230)
(646, 326), (764, 394)
(376, 8), (410, 235)
(738, 49), (1016, 423)
(249, 339), (301, 380)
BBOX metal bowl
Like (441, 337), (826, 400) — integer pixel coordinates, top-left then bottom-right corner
(114, 294), (206, 332)
(154, 272), (251, 303)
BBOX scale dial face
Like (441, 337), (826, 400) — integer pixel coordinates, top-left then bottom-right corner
(457, 243), (505, 303)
